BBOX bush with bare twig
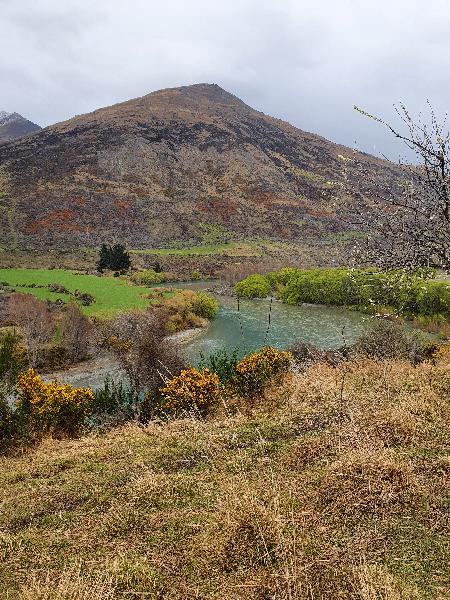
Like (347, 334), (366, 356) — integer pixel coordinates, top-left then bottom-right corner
(60, 301), (92, 362)
(7, 293), (55, 366)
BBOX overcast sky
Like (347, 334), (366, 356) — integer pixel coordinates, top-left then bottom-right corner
(1, 0), (450, 159)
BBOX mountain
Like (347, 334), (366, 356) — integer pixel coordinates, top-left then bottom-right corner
(0, 84), (401, 251)
(0, 111), (41, 144)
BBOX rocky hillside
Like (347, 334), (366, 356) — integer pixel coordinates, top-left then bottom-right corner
(0, 111), (41, 144)
(0, 84), (402, 251)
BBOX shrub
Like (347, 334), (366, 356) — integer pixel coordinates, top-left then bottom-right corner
(131, 269), (164, 286)
(159, 367), (221, 416)
(0, 330), (24, 386)
(198, 347), (241, 383)
(288, 341), (349, 368)
(432, 343), (450, 361)
(91, 377), (137, 426)
(16, 369), (94, 436)
(232, 346), (292, 397)
(105, 311), (186, 408)
(355, 320), (429, 363)
(7, 293), (55, 366)
(234, 274), (271, 298)
(60, 301), (92, 362)
(191, 269), (202, 281)
(48, 283), (69, 294)
(190, 291), (219, 319)
(0, 385), (16, 446)
(164, 290), (218, 332)
(73, 290), (95, 306)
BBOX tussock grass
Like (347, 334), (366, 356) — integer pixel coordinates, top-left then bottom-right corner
(1, 355), (449, 599)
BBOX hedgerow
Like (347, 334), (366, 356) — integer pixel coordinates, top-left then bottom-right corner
(236, 267), (450, 319)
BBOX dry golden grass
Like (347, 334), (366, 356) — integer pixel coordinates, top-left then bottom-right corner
(16, 564), (116, 600)
(1, 354), (449, 599)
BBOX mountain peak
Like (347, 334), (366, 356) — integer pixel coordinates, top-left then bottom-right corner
(144, 82), (250, 110)
(56, 82), (254, 130)
(181, 83), (249, 107)
(0, 111), (41, 144)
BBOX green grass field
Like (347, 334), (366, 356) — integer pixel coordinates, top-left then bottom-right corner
(0, 268), (164, 317)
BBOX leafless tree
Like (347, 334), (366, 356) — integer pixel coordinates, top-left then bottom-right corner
(105, 309), (185, 400)
(348, 103), (450, 272)
(8, 293), (55, 366)
(60, 301), (92, 362)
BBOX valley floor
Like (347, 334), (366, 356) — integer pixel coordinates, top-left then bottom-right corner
(1, 354), (449, 599)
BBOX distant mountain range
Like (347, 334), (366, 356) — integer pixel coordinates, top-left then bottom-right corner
(0, 111), (41, 144)
(0, 84), (402, 252)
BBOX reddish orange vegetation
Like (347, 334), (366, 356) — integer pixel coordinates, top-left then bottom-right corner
(196, 197), (237, 217)
(246, 191), (282, 208)
(25, 210), (87, 234)
(72, 197), (87, 206)
(307, 209), (336, 217)
(115, 200), (131, 211)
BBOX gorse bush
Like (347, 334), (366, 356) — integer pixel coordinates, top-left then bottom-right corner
(159, 367), (221, 416)
(191, 269), (202, 280)
(234, 274), (271, 298)
(232, 346), (292, 398)
(17, 369), (94, 436)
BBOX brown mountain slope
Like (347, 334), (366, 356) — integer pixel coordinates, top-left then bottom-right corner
(0, 111), (41, 144)
(0, 84), (401, 251)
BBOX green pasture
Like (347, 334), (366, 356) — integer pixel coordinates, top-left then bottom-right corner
(0, 268), (165, 317)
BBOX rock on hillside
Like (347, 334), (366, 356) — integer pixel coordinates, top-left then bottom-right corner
(0, 111), (41, 144)
(0, 84), (402, 251)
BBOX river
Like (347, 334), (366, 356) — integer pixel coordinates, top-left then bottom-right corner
(182, 294), (367, 362)
(158, 281), (368, 363)
(44, 281), (368, 388)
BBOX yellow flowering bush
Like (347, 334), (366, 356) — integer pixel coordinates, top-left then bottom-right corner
(432, 343), (450, 361)
(17, 368), (94, 435)
(232, 346), (292, 398)
(159, 367), (221, 416)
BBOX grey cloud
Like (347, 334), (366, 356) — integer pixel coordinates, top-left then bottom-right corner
(1, 0), (449, 160)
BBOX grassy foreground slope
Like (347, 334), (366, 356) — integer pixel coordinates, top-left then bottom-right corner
(0, 269), (163, 316)
(1, 355), (449, 600)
